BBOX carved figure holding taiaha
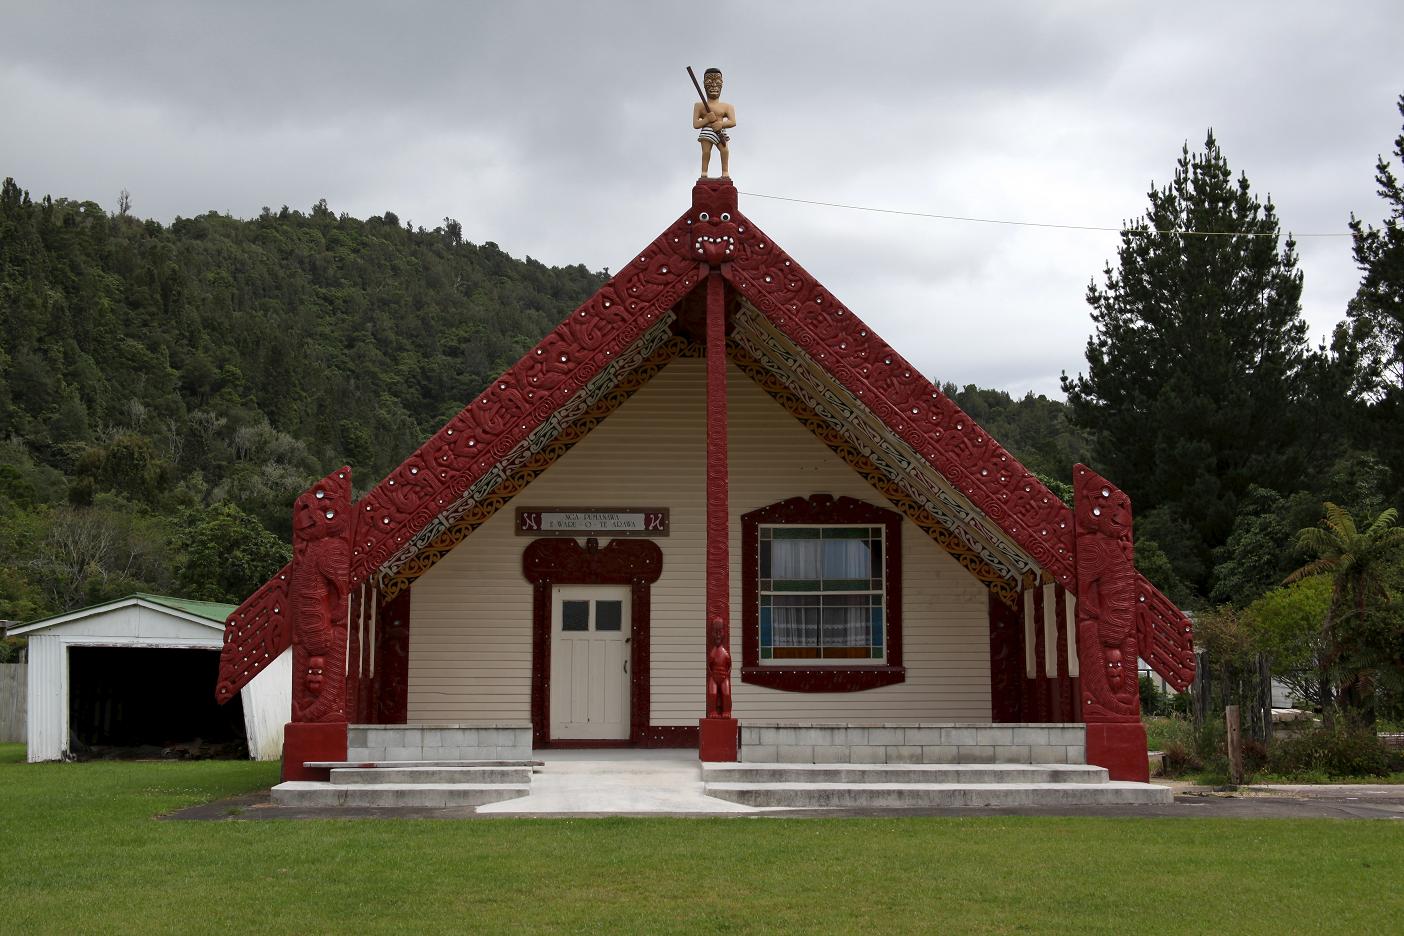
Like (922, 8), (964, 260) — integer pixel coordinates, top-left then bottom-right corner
(706, 615), (732, 717)
(690, 67), (736, 179)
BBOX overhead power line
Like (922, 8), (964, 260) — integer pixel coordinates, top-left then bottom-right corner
(739, 191), (1352, 238)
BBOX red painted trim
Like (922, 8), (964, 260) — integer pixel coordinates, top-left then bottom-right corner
(370, 589), (411, 724)
(740, 494), (905, 692)
(699, 716), (738, 761)
(523, 537), (663, 746)
(637, 725), (701, 748)
(704, 269), (732, 717)
(1086, 720), (1150, 782)
(988, 592), (1024, 722)
(1031, 586), (1050, 722)
(281, 721), (347, 782)
(1136, 572), (1197, 690)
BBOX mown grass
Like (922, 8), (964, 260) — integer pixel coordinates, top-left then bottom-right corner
(2, 742), (1402, 934)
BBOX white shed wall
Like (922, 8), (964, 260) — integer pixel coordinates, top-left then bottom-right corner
(25, 634), (64, 762)
(23, 603), (287, 761)
(408, 356), (991, 727)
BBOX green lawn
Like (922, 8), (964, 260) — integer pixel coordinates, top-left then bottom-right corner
(2, 742), (1402, 935)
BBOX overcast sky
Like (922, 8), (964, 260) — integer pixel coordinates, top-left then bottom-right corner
(2, 1), (1400, 397)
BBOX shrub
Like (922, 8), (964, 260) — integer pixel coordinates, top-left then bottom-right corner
(1267, 725), (1402, 778)
(1162, 739), (1203, 774)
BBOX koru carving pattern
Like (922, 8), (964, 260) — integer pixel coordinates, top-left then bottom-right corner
(730, 307), (1036, 583)
(1073, 465), (1140, 721)
(216, 563), (290, 703)
(1136, 572), (1196, 691)
(727, 339), (1019, 607)
(348, 212), (703, 588)
(381, 336), (694, 598)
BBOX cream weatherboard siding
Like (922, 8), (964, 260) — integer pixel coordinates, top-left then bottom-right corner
(407, 355), (992, 727)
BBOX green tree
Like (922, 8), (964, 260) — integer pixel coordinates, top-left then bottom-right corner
(1348, 93), (1404, 400)
(1285, 502), (1404, 725)
(1062, 131), (1311, 593)
(171, 502), (291, 603)
(1241, 576), (1333, 709)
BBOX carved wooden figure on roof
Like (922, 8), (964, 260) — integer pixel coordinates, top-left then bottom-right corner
(691, 67), (736, 179)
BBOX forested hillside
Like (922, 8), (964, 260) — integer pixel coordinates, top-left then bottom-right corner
(0, 178), (605, 621)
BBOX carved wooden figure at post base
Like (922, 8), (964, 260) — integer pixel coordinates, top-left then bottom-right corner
(706, 616), (733, 718)
(289, 467), (353, 723)
(1073, 465), (1140, 721)
(690, 67), (736, 178)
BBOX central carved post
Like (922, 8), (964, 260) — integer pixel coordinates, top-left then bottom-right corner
(700, 265), (738, 760)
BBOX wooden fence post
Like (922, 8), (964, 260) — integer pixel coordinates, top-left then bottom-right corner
(1225, 704), (1243, 785)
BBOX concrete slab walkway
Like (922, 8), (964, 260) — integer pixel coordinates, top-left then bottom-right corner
(476, 748), (768, 814)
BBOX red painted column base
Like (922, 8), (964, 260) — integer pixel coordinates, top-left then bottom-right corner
(1085, 721), (1149, 782)
(281, 721), (348, 781)
(699, 717), (738, 762)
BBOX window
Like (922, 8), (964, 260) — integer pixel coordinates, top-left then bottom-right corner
(759, 526), (884, 661)
(742, 495), (905, 692)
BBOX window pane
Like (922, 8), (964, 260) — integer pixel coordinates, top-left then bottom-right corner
(595, 600), (623, 631)
(822, 595), (871, 647)
(561, 600), (589, 632)
(822, 539), (871, 580)
(771, 538), (821, 580)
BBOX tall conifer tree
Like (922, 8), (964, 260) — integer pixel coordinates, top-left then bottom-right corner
(1062, 131), (1309, 591)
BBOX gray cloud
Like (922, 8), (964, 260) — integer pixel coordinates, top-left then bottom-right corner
(1, 0), (1399, 396)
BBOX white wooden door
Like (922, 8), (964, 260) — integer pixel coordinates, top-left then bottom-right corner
(549, 586), (631, 740)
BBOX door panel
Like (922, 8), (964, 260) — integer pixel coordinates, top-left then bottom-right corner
(550, 585), (631, 739)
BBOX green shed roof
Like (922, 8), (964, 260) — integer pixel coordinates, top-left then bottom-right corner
(132, 593), (238, 623)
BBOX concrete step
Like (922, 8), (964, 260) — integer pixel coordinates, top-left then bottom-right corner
(305, 760), (541, 769)
(704, 781), (1173, 808)
(704, 762), (1109, 785)
(331, 766), (533, 785)
(273, 781), (531, 809)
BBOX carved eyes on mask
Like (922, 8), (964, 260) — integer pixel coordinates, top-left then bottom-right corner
(721, 213), (731, 222)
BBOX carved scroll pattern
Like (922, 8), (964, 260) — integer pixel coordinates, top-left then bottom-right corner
(216, 564), (290, 703)
(1073, 465), (1140, 721)
(1136, 572), (1196, 692)
(730, 313), (1029, 584)
(379, 336), (693, 598)
(727, 340), (1019, 607)
(349, 215), (700, 586)
(722, 221), (1077, 587)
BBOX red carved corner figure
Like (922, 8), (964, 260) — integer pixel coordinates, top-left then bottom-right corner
(1073, 465), (1140, 720)
(706, 616), (732, 718)
(290, 467), (353, 723)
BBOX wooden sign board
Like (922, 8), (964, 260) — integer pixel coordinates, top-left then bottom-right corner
(515, 507), (669, 537)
